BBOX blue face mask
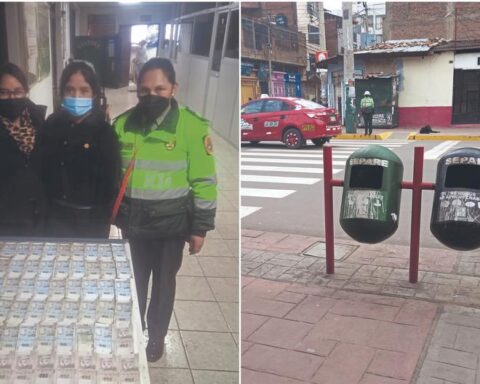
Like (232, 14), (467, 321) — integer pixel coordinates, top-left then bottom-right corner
(62, 97), (93, 117)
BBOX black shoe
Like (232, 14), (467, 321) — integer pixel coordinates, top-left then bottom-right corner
(146, 338), (165, 362)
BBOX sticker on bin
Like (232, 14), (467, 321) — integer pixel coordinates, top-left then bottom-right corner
(115, 279), (132, 303)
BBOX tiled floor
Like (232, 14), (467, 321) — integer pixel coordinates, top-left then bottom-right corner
(105, 86), (239, 383)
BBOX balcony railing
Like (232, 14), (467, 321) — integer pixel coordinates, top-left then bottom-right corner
(241, 17), (307, 67)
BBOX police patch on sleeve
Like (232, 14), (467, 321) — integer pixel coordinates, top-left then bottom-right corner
(203, 135), (214, 155)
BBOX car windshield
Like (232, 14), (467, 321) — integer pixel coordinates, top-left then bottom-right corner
(293, 99), (326, 110)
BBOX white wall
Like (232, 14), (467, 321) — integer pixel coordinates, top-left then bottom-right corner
(211, 57), (239, 145)
(454, 52), (480, 70)
(399, 52), (454, 108)
(5, 3), (55, 115)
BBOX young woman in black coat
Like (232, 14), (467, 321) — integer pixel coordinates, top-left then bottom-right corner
(0, 62), (47, 236)
(41, 61), (120, 238)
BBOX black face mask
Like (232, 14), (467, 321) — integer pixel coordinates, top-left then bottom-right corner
(137, 95), (171, 123)
(0, 98), (27, 120)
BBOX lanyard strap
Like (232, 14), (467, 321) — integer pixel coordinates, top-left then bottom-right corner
(109, 147), (137, 225)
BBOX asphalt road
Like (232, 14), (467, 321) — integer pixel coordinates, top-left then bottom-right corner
(241, 136), (479, 249)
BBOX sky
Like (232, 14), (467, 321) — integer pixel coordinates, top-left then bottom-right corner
(323, 0), (343, 15)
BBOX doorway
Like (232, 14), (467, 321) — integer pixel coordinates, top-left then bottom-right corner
(452, 69), (480, 124)
(130, 24), (160, 84)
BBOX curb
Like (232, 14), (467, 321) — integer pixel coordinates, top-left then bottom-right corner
(335, 132), (392, 140)
(407, 132), (480, 141)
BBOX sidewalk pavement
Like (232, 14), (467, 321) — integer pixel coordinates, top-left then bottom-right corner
(335, 127), (480, 141)
(242, 230), (480, 384)
(106, 87), (239, 384)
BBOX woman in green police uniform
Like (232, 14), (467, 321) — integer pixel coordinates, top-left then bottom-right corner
(113, 58), (217, 362)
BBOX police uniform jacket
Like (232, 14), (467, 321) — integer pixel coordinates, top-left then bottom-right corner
(113, 98), (217, 239)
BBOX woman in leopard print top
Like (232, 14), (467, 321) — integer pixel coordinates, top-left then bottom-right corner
(0, 62), (47, 236)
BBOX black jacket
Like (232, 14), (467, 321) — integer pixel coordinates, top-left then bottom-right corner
(0, 100), (47, 236)
(40, 107), (121, 237)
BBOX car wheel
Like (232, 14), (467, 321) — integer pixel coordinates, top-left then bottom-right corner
(311, 138), (329, 146)
(250, 141), (260, 145)
(283, 128), (304, 149)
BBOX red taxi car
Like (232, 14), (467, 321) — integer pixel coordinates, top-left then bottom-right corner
(241, 97), (342, 149)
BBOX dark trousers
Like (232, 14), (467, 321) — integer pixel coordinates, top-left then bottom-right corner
(128, 237), (185, 340)
(363, 113), (373, 135)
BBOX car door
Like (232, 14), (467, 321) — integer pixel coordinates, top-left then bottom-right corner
(241, 100), (265, 141)
(259, 99), (290, 141)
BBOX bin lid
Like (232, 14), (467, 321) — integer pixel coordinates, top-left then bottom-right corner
(439, 147), (480, 165)
(347, 144), (402, 167)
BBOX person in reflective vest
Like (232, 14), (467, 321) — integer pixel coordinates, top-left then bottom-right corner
(113, 58), (217, 362)
(360, 90), (375, 135)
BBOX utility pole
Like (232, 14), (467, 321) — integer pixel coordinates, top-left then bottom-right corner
(267, 19), (274, 96)
(343, 1), (356, 133)
(317, 2), (327, 105)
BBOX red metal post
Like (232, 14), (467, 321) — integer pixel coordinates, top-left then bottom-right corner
(409, 147), (425, 283)
(323, 146), (335, 274)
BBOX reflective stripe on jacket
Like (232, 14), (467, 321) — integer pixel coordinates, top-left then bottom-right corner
(360, 96), (375, 110)
(114, 104), (217, 238)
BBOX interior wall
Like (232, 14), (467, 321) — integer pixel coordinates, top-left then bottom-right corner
(5, 3), (55, 115)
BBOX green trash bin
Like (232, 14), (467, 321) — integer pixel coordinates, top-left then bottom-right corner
(340, 145), (403, 243)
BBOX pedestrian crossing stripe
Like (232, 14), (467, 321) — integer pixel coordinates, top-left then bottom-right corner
(241, 206), (261, 218)
(242, 165), (343, 174)
(241, 175), (321, 184)
(241, 188), (295, 198)
(242, 158), (346, 165)
(241, 140), (411, 218)
(242, 152), (351, 159)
